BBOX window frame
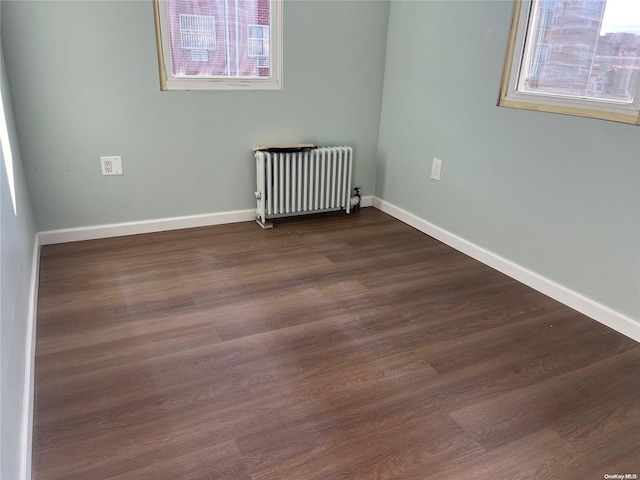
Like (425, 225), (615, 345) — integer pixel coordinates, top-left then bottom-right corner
(498, 0), (640, 126)
(153, 0), (283, 91)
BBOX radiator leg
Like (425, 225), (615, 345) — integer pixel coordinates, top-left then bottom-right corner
(256, 219), (274, 229)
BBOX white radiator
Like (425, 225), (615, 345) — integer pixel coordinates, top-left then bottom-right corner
(255, 146), (353, 226)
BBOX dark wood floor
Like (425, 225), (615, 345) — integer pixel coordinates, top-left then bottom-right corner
(33, 208), (639, 480)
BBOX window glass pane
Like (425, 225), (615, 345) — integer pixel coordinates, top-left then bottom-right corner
(518, 0), (640, 103)
(166, 0), (270, 78)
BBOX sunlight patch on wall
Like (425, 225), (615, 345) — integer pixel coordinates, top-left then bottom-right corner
(0, 89), (17, 216)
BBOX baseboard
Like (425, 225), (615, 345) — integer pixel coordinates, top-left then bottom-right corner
(19, 235), (40, 480)
(360, 195), (374, 208)
(34, 197), (640, 340)
(38, 209), (257, 245)
(38, 200), (376, 245)
(373, 197), (640, 344)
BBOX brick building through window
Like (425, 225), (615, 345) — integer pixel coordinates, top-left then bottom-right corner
(166, 0), (270, 78)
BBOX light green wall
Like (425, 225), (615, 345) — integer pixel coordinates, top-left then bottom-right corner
(1, 44), (38, 480)
(377, 1), (640, 320)
(1, 0), (389, 230)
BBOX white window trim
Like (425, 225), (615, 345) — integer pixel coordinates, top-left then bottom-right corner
(498, 0), (640, 126)
(153, 0), (283, 91)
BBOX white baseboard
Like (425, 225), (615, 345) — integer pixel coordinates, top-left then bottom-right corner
(35, 197), (640, 341)
(38, 209), (257, 245)
(373, 197), (640, 344)
(20, 236), (40, 480)
(38, 200), (376, 246)
(359, 195), (374, 208)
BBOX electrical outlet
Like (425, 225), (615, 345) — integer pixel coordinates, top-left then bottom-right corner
(101, 156), (123, 175)
(431, 158), (443, 181)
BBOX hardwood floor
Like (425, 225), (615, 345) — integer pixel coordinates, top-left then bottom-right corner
(33, 208), (640, 480)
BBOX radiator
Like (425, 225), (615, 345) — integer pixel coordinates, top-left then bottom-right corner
(255, 146), (353, 227)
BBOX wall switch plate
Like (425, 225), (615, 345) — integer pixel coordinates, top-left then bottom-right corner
(431, 158), (443, 181)
(101, 156), (123, 175)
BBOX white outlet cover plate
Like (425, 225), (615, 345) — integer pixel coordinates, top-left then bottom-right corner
(101, 156), (123, 175)
(431, 158), (442, 181)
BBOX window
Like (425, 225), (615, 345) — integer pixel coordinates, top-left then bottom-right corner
(499, 0), (640, 125)
(248, 25), (269, 57)
(153, 0), (282, 91)
(179, 14), (216, 51)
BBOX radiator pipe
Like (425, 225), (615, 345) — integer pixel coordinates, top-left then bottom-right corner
(350, 187), (362, 212)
